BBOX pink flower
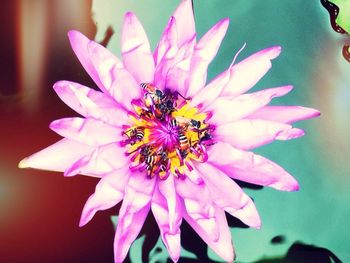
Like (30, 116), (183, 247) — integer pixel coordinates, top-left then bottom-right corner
(19, 0), (320, 262)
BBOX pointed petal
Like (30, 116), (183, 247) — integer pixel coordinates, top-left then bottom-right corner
(215, 119), (305, 150)
(18, 139), (93, 173)
(86, 39), (121, 94)
(158, 175), (178, 233)
(208, 142), (299, 191)
(50, 117), (123, 147)
(220, 46), (282, 97)
(175, 178), (218, 241)
(64, 143), (128, 177)
(172, 0), (196, 47)
(183, 205), (235, 262)
(53, 80), (128, 126)
(88, 43), (141, 110)
(114, 173), (156, 262)
(247, 105), (321, 124)
(165, 35), (196, 93)
(195, 162), (261, 228)
(152, 187), (181, 262)
(79, 167), (130, 227)
(67, 30), (120, 93)
(186, 18), (229, 97)
(109, 65), (141, 111)
(121, 12), (155, 83)
(153, 17), (179, 90)
(208, 85), (293, 125)
(154, 16), (178, 66)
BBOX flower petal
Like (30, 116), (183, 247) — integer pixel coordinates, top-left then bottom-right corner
(165, 35), (196, 93)
(158, 175), (179, 233)
(154, 16), (178, 66)
(195, 162), (261, 228)
(152, 187), (181, 262)
(153, 17), (179, 90)
(79, 167), (130, 227)
(175, 178), (219, 241)
(121, 12), (155, 83)
(208, 142), (300, 191)
(18, 138), (93, 172)
(67, 30), (120, 93)
(172, 0), (195, 47)
(215, 119), (305, 150)
(109, 65), (141, 111)
(88, 44), (141, 110)
(64, 143), (128, 177)
(186, 18), (230, 98)
(220, 46), (282, 97)
(208, 85), (293, 125)
(247, 105), (321, 124)
(114, 173), (156, 262)
(50, 117), (123, 147)
(183, 205), (235, 262)
(53, 80), (128, 126)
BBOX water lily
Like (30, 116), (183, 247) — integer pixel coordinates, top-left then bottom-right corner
(19, 0), (320, 262)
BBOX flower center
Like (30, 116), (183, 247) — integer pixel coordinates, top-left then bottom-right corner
(121, 83), (214, 180)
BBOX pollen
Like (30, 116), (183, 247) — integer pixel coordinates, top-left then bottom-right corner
(120, 83), (215, 180)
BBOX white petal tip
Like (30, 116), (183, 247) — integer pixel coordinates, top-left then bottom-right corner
(273, 180), (300, 192)
(18, 158), (28, 169)
(63, 171), (75, 177)
(78, 219), (87, 228)
(67, 30), (83, 41)
(265, 46), (282, 59)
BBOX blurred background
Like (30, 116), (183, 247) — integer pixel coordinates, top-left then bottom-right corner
(0, 0), (349, 262)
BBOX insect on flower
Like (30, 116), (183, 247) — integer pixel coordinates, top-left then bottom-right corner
(18, 0), (320, 262)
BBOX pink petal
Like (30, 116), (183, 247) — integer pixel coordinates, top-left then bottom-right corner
(64, 143), (128, 177)
(109, 65), (142, 111)
(175, 178), (219, 241)
(86, 39), (121, 91)
(121, 12), (155, 83)
(165, 35), (196, 93)
(208, 142), (299, 191)
(220, 46), (282, 97)
(114, 173), (156, 262)
(215, 119), (305, 150)
(195, 163), (261, 228)
(153, 17), (179, 90)
(190, 65), (231, 107)
(88, 45), (141, 111)
(50, 117), (123, 147)
(79, 167), (130, 227)
(186, 18), (230, 97)
(185, 165), (204, 185)
(53, 80), (128, 126)
(154, 16), (178, 66)
(67, 30), (120, 94)
(152, 187), (181, 262)
(158, 175), (178, 233)
(18, 138), (93, 173)
(247, 105), (321, 124)
(208, 85), (293, 125)
(190, 43), (245, 107)
(172, 0), (196, 47)
(183, 205), (235, 262)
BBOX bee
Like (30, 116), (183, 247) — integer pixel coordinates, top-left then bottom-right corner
(140, 83), (165, 106)
(175, 116), (201, 131)
(199, 131), (214, 145)
(144, 150), (168, 177)
(123, 127), (145, 145)
(177, 131), (190, 160)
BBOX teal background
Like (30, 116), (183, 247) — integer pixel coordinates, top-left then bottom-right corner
(92, 0), (350, 262)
